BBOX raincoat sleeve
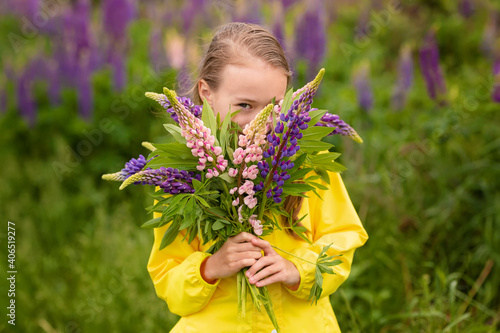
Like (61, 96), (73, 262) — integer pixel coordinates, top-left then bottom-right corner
(147, 198), (220, 316)
(284, 171), (368, 301)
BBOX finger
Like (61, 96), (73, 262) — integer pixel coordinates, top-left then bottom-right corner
(233, 242), (263, 253)
(230, 258), (258, 271)
(251, 238), (275, 256)
(232, 251), (262, 262)
(249, 264), (281, 284)
(246, 255), (274, 277)
(255, 273), (283, 287)
(231, 232), (258, 243)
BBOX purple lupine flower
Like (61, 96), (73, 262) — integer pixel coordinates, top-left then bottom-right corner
(258, 69), (325, 203)
(76, 58), (93, 120)
(391, 44), (413, 111)
(48, 60), (61, 106)
(419, 30), (447, 104)
(117, 167), (201, 194)
(102, 154), (155, 182)
(73, 0), (92, 54)
(272, 1), (286, 50)
(353, 62), (373, 112)
(294, 3), (326, 78)
(458, 0), (475, 19)
(146, 93), (202, 123)
(149, 27), (164, 71)
(493, 58), (500, 103)
(181, 0), (206, 33)
(16, 71), (36, 127)
(280, 0), (297, 10)
(110, 50), (126, 91)
(102, 0), (135, 41)
(316, 111), (363, 143)
(1, 83), (7, 113)
(232, 1), (261, 24)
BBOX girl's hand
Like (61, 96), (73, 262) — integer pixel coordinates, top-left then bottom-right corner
(246, 238), (301, 290)
(201, 232), (263, 284)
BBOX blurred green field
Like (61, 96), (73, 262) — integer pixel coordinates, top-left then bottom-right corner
(1, 1), (499, 332)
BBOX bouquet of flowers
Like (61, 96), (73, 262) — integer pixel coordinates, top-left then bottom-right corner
(102, 68), (362, 332)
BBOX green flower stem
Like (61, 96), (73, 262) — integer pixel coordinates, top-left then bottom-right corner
(271, 245), (316, 266)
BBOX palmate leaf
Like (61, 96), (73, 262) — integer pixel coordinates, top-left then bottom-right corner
(307, 243), (343, 305)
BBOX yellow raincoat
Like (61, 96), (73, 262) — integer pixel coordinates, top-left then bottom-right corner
(147, 171), (368, 332)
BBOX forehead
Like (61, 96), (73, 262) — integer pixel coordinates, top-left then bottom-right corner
(218, 60), (287, 102)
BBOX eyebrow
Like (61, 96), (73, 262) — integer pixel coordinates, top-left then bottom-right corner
(235, 97), (284, 104)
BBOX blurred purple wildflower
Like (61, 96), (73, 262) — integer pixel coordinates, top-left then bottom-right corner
(73, 0), (92, 54)
(181, 0), (206, 33)
(294, 3), (326, 78)
(16, 71), (36, 127)
(102, 0), (135, 41)
(493, 58), (500, 103)
(76, 57), (93, 120)
(110, 50), (126, 92)
(391, 44), (414, 111)
(353, 62), (373, 112)
(272, 1), (286, 50)
(419, 30), (447, 104)
(458, 0), (475, 19)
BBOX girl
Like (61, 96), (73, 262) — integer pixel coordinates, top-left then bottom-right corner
(147, 22), (368, 332)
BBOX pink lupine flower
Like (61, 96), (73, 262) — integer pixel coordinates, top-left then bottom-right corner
(232, 198), (240, 206)
(146, 89), (228, 177)
(244, 196), (258, 209)
(238, 180), (255, 196)
(229, 187), (238, 194)
(233, 104), (274, 166)
(249, 215), (263, 235)
(228, 168), (238, 178)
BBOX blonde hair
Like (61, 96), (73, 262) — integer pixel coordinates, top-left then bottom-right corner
(190, 22), (293, 104)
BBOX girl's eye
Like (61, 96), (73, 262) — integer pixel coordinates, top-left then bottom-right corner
(238, 103), (251, 110)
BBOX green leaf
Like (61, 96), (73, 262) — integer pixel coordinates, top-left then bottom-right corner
(159, 220), (180, 250)
(145, 156), (198, 170)
(219, 172), (235, 184)
(298, 140), (334, 153)
(308, 109), (329, 127)
(314, 168), (330, 185)
(287, 167), (314, 182)
(163, 124), (186, 143)
(141, 216), (162, 229)
(152, 142), (193, 159)
(219, 107), (233, 155)
(300, 126), (333, 141)
(201, 99), (219, 144)
(192, 179), (203, 192)
(280, 87), (294, 116)
(212, 220), (226, 230)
